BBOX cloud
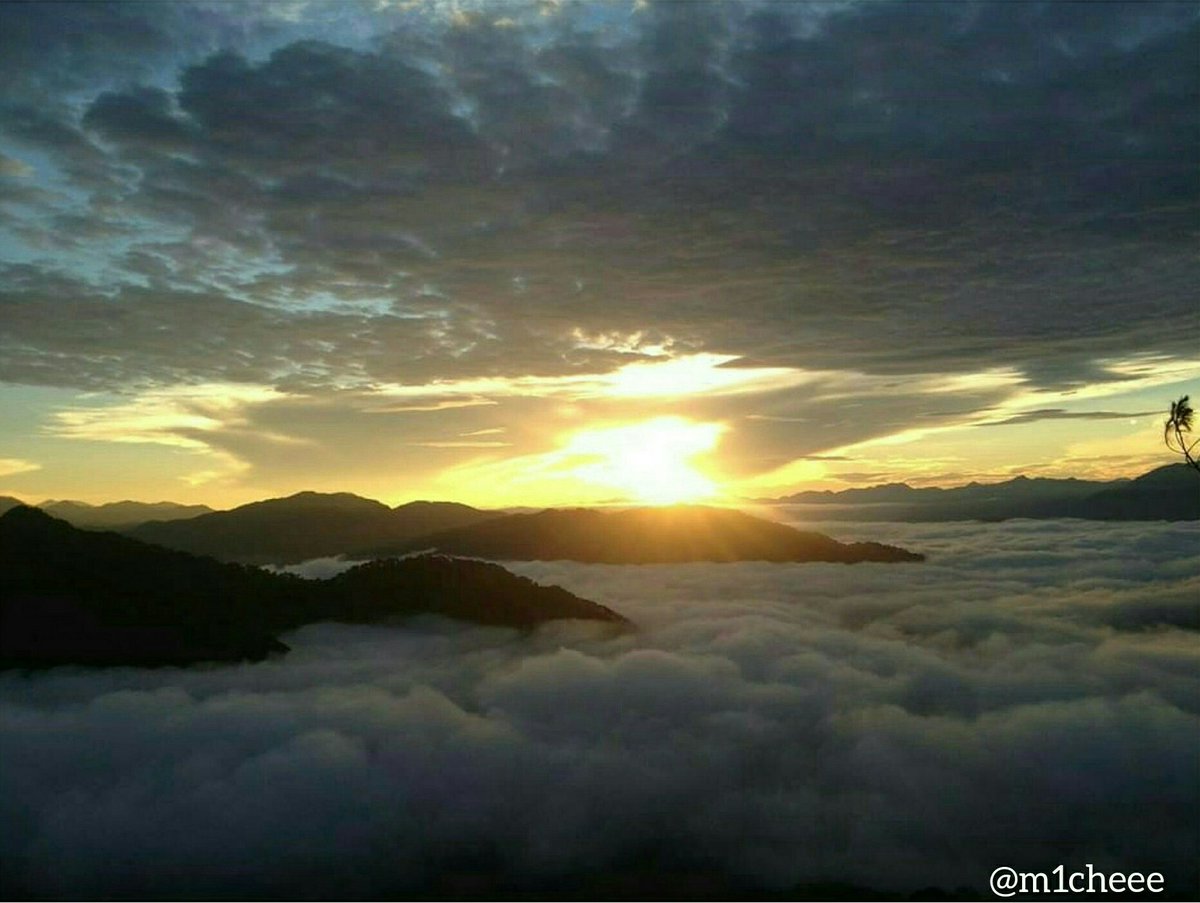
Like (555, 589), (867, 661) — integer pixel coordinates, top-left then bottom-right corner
(0, 152), (33, 178)
(47, 382), (289, 449)
(0, 457), (39, 478)
(410, 440), (512, 449)
(1, 1), (1195, 397)
(44, 383), (298, 488)
(1, 519), (1196, 897)
(368, 352), (814, 405)
(978, 408), (1161, 427)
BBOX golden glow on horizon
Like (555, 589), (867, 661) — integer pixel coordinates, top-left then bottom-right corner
(560, 417), (724, 505)
(428, 415), (727, 507)
(9, 355), (1196, 507)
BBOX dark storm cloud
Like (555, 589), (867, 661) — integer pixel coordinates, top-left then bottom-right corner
(1, 520), (1197, 897)
(1, 1), (1196, 406)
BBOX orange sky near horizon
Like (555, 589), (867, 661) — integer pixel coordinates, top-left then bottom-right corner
(1, 354), (1194, 509)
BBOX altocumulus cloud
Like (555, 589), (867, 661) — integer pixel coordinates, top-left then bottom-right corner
(1, 1), (1196, 396)
(1, 520), (1197, 898)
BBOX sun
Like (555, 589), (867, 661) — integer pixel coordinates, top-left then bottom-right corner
(561, 417), (725, 505)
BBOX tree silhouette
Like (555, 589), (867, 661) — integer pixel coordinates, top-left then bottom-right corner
(1164, 395), (1200, 475)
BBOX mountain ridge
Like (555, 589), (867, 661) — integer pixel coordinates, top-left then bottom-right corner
(127, 491), (498, 564)
(41, 499), (216, 529)
(0, 506), (627, 669)
(763, 463), (1197, 521)
(364, 505), (924, 564)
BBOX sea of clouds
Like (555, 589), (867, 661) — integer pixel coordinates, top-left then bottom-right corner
(2, 519), (1197, 898)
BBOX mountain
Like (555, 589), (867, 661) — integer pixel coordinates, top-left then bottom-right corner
(128, 491), (497, 564)
(40, 499), (214, 529)
(321, 556), (624, 628)
(767, 464), (1198, 521)
(364, 505), (924, 564)
(0, 507), (628, 670)
(0, 495), (24, 516)
(1052, 464), (1200, 520)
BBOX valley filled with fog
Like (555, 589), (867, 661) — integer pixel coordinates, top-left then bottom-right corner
(2, 519), (1197, 898)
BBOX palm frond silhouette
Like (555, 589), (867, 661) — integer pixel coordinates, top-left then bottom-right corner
(1164, 395), (1199, 474)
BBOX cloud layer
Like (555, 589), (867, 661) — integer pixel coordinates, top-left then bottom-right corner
(2, 519), (1197, 897)
(4, 1), (1197, 385)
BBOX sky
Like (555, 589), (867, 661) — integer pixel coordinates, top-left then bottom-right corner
(0, 0), (1197, 508)
(3, 518), (1197, 896)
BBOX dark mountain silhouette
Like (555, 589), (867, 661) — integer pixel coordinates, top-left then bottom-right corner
(364, 505), (924, 564)
(40, 499), (214, 529)
(768, 464), (1198, 521)
(1050, 464), (1199, 520)
(128, 491), (497, 564)
(0, 506), (627, 670)
(0, 495), (23, 516)
(321, 556), (623, 627)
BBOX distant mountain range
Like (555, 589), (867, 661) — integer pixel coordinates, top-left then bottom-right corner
(765, 463), (1199, 521)
(2, 463), (1189, 574)
(364, 506), (924, 564)
(45, 499), (214, 528)
(127, 492), (497, 564)
(0, 506), (627, 669)
(0, 497), (213, 528)
(3, 491), (923, 565)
